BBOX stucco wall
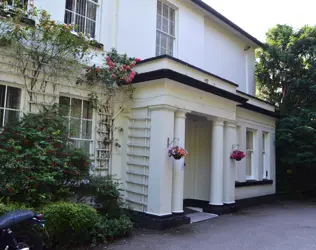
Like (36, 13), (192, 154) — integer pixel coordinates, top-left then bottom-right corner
(235, 107), (276, 200)
(34, 0), (257, 95)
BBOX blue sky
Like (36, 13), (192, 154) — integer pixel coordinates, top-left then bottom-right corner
(203, 0), (316, 42)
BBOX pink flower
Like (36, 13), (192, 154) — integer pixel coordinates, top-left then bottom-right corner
(96, 66), (101, 73)
(135, 58), (141, 62)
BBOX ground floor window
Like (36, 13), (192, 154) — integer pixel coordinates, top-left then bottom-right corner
(246, 129), (255, 179)
(0, 84), (21, 127)
(262, 131), (269, 179)
(59, 96), (93, 154)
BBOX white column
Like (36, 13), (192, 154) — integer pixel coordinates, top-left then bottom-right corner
(147, 105), (176, 216)
(172, 110), (187, 213)
(223, 122), (237, 204)
(209, 119), (224, 206)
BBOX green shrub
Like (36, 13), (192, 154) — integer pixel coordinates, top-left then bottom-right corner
(96, 215), (133, 240)
(0, 202), (33, 216)
(42, 202), (101, 248)
(0, 108), (91, 207)
(75, 175), (124, 217)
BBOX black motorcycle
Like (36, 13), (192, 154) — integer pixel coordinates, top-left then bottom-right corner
(0, 210), (45, 250)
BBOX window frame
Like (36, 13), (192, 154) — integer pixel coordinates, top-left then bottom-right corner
(246, 129), (256, 180)
(59, 95), (94, 156)
(0, 84), (22, 128)
(262, 131), (270, 179)
(64, 0), (100, 39)
(156, 0), (177, 56)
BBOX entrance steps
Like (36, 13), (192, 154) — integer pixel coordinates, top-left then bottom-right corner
(185, 207), (218, 223)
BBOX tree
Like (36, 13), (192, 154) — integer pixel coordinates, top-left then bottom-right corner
(256, 24), (316, 196)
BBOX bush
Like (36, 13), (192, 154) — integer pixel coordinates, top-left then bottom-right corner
(75, 175), (125, 218)
(0, 108), (91, 207)
(96, 215), (133, 240)
(42, 202), (101, 248)
(0, 202), (33, 216)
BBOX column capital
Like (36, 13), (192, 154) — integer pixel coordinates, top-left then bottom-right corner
(148, 104), (177, 112)
(175, 109), (190, 119)
(225, 120), (237, 128)
(212, 119), (225, 127)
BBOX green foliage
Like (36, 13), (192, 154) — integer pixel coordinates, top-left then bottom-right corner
(0, 108), (90, 207)
(74, 175), (125, 218)
(96, 215), (133, 239)
(257, 24), (316, 196)
(42, 202), (101, 248)
(0, 202), (32, 216)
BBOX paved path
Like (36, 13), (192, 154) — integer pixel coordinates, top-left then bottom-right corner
(100, 201), (316, 250)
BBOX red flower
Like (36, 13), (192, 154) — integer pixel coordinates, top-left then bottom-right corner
(135, 58), (141, 62)
(24, 139), (29, 145)
(53, 144), (61, 149)
(96, 66), (101, 73)
(7, 148), (13, 153)
(112, 74), (117, 79)
(36, 127), (41, 131)
(7, 188), (13, 193)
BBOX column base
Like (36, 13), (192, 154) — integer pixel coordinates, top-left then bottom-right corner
(129, 211), (190, 230)
(203, 203), (237, 215)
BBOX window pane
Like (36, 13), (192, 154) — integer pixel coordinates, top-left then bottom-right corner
(156, 31), (161, 47)
(83, 100), (92, 119)
(0, 109), (3, 127)
(170, 21), (175, 36)
(65, 0), (75, 11)
(64, 10), (73, 24)
(246, 151), (252, 176)
(163, 4), (168, 18)
(156, 45), (160, 56)
(6, 87), (21, 109)
(0, 85), (5, 108)
(82, 120), (92, 139)
(81, 140), (91, 154)
(161, 33), (167, 49)
(70, 118), (81, 138)
(157, 15), (161, 30)
(167, 36), (173, 51)
(71, 98), (82, 118)
(162, 17), (168, 33)
(86, 19), (96, 38)
(77, 0), (87, 16)
(157, 1), (162, 15)
(59, 96), (70, 116)
(160, 47), (166, 55)
(75, 14), (85, 33)
(170, 8), (175, 22)
(87, 1), (97, 20)
(5, 110), (19, 125)
(246, 131), (253, 150)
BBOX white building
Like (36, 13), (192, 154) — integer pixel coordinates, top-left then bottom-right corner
(0, 0), (277, 229)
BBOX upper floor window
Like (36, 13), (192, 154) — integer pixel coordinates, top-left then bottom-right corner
(156, 0), (176, 56)
(59, 96), (93, 154)
(64, 0), (98, 38)
(246, 129), (255, 179)
(0, 85), (21, 127)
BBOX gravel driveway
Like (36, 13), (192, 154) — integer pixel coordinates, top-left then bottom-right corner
(99, 201), (316, 250)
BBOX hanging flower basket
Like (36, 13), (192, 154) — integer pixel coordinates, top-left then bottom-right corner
(230, 150), (245, 161)
(168, 146), (188, 160)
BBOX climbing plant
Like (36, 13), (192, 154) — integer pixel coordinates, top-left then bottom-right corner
(0, 2), (140, 174)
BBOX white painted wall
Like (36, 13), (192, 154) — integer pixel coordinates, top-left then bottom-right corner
(34, 0), (258, 94)
(204, 18), (247, 91)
